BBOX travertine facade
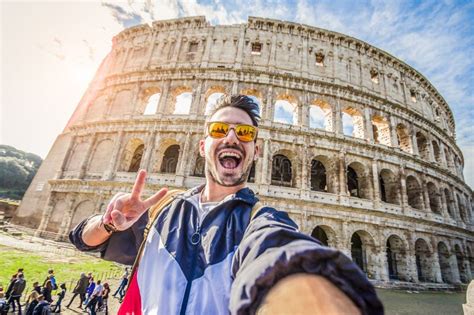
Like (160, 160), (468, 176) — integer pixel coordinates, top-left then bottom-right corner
(15, 16), (473, 284)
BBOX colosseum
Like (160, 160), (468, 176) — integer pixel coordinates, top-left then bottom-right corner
(14, 16), (473, 286)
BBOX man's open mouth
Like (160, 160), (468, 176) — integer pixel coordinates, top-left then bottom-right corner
(218, 150), (243, 170)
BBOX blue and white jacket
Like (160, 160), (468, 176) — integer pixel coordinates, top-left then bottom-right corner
(69, 186), (383, 315)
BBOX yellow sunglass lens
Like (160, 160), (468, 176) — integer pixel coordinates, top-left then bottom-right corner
(208, 122), (257, 142)
(209, 123), (229, 138)
(235, 126), (255, 142)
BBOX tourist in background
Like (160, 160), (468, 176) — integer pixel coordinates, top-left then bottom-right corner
(41, 280), (53, 304)
(112, 271), (128, 301)
(66, 272), (88, 309)
(24, 282), (41, 312)
(32, 295), (51, 315)
(98, 282), (110, 314)
(7, 272), (26, 315)
(86, 280), (103, 315)
(83, 277), (95, 306)
(42, 269), (57, 291)
(51, 283), (66, 313)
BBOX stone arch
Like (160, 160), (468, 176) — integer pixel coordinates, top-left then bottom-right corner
(416, 131), (430, 160)
(274, 94), (297, 125)
(138, 86), (162, 115)
(88, 139), (114, 173)
(406, 175), (424, 210)
(346, 161), (370, 199)
(342, 107), (364, 139)
(386, 234), (409, 281)
(119, 138), (145, 172)
(311, 225), (336, 247)
(161, 144), (180, 173)
(415, 238), (435, 282)
(372, 115), (391, 146)
(70, 200), (94, 230)
(379, 169), (400, 205)
(271, 152), (294, 187)
(171, 87), (192, 115)
(309, 99), (332, 131)
(86, 95), (108, 121)
(241, 88), (263, 115)
(143, 93), (161, 115)
(427, 182), (441, 214)
(444, 188), (455, 218)
(310, 156), (327, 192)
(193, 155), (205, 177)
(432, 141), (441, 164)
(351, 230), (377, 279)
(66, 142), (88, 171)
(204, 86), (226, 115)
(109, 89), (133, 118)
(438, 241), (453, 283)
(46, 199), (68, 233)
(454, 244), (469, 283)
(396, 123), (412, 153)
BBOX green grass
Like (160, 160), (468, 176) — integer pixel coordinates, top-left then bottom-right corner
(0, 245), (122, 291)
(377, 288), (466, 315)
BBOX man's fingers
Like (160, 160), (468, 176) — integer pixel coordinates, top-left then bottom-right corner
(104, 193), (126, 224)
(131, 170), (147, 200)
(111, 209), (126, 228)
(142, 188), (169, 209)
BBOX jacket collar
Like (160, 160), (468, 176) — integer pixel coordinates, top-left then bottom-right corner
(179, 184), (259, 206)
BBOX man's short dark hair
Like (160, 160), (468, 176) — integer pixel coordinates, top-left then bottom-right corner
(206, 94), (261, 127)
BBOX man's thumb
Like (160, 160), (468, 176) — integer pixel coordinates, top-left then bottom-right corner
(111, 210), (126, 228)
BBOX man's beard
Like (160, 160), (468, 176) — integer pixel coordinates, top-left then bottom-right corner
(205, 156), (253, 187)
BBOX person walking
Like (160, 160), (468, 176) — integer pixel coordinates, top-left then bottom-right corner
(66, 273), (88, 309)
(112, 272), (128, 301)
(51, 283), (66, 313)
(7, 272), (26, 314)
(83, 277), (95, 306)
(98, 283), (110, 314)
(32, 295), (51, 315)
(86, 280), (103, 315)
(41, 280), (53, 304)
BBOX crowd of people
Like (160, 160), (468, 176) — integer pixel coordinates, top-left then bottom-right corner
(0, 267), (129, 314)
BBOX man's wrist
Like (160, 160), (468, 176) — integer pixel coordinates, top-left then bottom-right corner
(99, 215), (118, 234)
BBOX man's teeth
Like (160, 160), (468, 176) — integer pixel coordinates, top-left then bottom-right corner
(218, 152), (241, 159)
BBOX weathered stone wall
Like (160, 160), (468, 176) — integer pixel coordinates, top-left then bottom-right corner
(16, 16), (473, 284)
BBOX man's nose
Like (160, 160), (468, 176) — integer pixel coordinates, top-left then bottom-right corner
(223, 127), (240, 144)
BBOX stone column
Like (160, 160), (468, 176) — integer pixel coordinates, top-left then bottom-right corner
(300, 93), (310, 128)
(338, 151), (347, 196)
(372, 159), (381, 203)
(55, 135), (77, 179)
(104, 131), (124, 180)
(267, 32), (277, 71)
(421, 175), (430, 212)
(440, 142), (448, 168)
(300, 36), (309, 77)
(177, 132), (192, 176)
(261, 139), (270, 185)
(170, 33), (183, 67)
(140, 130), (157, 173)
(340, 221), (351, 258)
(265, 86), (274, 122)
(34, 195), (56, 237)
(450, 248), (462, 284)
(157, 80), (171, 114)
(78, 135), (97, 179)
(411, 130), (420, 156)
(363, 107), (374, 143)
(190, 80), (204, 115)
(389, 115), (399, 148)
(301, 144), (309, 190)
(399, 166), (408, 213)
(144, 31), (158, 68)
(427, 134), (436, 162)
(234, 25), (245, 69)
(430, 236), (443, 282)
(406, 237), (419, 282)
(334, 97), (342, 135)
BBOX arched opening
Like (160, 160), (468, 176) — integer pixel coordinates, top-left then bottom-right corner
(311, 226), (328, 246)
(396, 124), (412, 153)
(386, 235), (409, 281)
(143, 93), (161, 115)
(310, 159), (327, 192)
(457, 194), (468, 223)
(248, 161), (256, 183)
(347, 162), (369, 199)
(438, 242), (453, 283)
(204, 92), (224, 115)
(415, 238), (435, 282)
(173, 91), (192, 115)
(379, 169), (400, 205)
(351, 233), (365, 271)
(416, 132), (430, 160)
(309, 100), (331, 131)
(444, 189), (455, 218)
(372, 115), (391, 146)
(406, 175), (423, 210)
(193, 155), (205, 177)
(128, 144), (144, 172)
(432, 141), (441, 164)
(427, 182), (441, 214)
(70, 200), (95, 230)
(274, 98), (297, 125)
(160, 145), (180, 173)
(454, 244), (468, 283)
(271, 154), (293, 187)
(342, 107), (364, 139)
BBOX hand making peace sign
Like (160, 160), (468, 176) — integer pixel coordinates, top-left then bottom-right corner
(102, 170), (168, 231)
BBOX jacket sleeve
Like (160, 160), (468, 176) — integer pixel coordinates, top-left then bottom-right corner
(68, 212), (148, 265)
(229, 207), (384, 315)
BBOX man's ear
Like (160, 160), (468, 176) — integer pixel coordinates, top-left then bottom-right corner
(254, 143), (260, 161)
(199, 139), (205, 157)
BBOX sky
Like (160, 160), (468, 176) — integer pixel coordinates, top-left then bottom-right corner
(1, 0), (473, 188)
